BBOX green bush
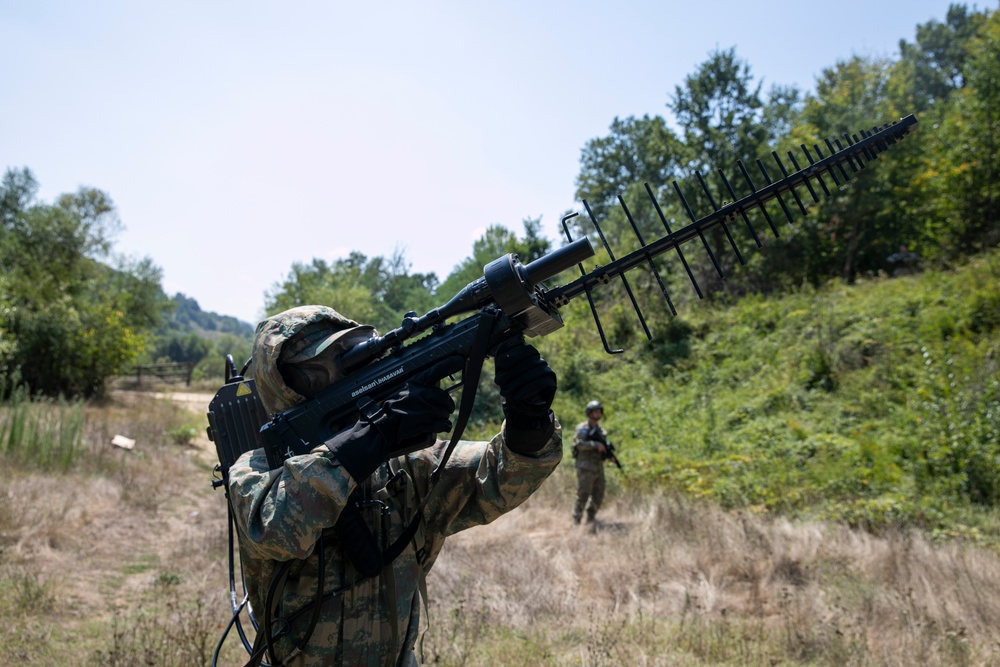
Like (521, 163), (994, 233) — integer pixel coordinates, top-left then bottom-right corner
(166, 426), (199, 446)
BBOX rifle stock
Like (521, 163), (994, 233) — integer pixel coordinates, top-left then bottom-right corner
(207, 114), (918, 470)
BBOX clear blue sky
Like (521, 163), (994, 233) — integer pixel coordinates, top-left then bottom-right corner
(1, 0), (961, 324)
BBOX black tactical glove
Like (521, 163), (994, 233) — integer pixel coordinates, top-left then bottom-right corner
(326, 356), (462, 481)
(381, 356), (462, 450)
(494, 340), (557, 453)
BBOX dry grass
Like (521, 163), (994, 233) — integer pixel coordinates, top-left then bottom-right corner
(0, 391), (242, 665)
(1, 394), (999, 665)
(423, 470), (1000, 666)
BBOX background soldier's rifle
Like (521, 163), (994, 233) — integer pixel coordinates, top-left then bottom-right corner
(603, 441), (623, 471)
(585, 424), (623, 471)
(206, 113), (916, 663)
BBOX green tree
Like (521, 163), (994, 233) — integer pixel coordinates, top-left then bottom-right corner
(0, 167), (167, 397)
(154, 332), (213, 365)
(934, 7), (1000, 254)
(787, 55), (927, 282)
(354, 250), (439, 323)
(266, 258), (379, 325)
(667, 48), (802, 294)
(669, 48), (801, 175)
(883, 6), (997, 265)
(0, 274), (14, 380)
(898, 4), (989, 109)
(437, 218), (553, 301)
(572, 114), (687, 327)
(266, 250), (438, 334)
(574, 115), (683, 239)
(197, 332), (254, 379)
(572, 48), (804, 319)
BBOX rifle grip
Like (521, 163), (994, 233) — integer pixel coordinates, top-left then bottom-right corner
(492, 334), (526, 357)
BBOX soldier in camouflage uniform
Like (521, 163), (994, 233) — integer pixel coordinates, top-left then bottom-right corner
(227, 305), (561, 666)
(572, 400), (608, 524)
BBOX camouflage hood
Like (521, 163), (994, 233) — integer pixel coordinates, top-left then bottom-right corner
(249, 305), (376, 414)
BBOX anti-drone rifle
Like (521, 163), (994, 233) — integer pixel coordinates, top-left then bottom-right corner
(206, 113), (918, 663)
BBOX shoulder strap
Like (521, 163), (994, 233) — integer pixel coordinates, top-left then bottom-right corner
(382, 309), (498, 564)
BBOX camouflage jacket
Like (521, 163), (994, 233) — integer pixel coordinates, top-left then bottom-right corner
(572, 421), (608, 471)
(228, 424), (562, 666)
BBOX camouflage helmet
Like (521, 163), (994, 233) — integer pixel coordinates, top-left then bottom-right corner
(585, 400), (603, 416)
(248, 305), (376, 414)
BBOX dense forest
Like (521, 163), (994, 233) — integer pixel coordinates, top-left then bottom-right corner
(0, 4), (996, 399)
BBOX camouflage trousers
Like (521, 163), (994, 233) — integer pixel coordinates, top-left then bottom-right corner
(573, 466), (605, 522)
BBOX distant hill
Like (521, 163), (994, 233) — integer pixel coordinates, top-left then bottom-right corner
(161, 293), (254, 340)
(139, 293), (255, 371)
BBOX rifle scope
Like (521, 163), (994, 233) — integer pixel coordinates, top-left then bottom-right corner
(340, 237), (595, 373)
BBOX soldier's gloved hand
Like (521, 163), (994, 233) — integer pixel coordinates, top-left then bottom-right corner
(381, 355), (462, 452)
(494, 340), (557, 453)
(325, 356), (462, 481)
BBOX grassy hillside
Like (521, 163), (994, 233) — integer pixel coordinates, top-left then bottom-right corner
(538, 248), (1000, 542)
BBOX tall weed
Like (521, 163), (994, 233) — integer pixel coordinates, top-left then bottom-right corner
(0, 383), (85, 472)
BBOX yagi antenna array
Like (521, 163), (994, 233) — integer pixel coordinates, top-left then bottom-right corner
(548, 115), (918, 354)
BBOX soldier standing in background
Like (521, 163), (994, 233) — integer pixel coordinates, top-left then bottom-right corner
(887, 243), (920, 276)
(572, 400), (609, 525)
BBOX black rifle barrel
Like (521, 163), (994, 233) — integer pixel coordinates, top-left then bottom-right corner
(524, 237), (595, 286)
